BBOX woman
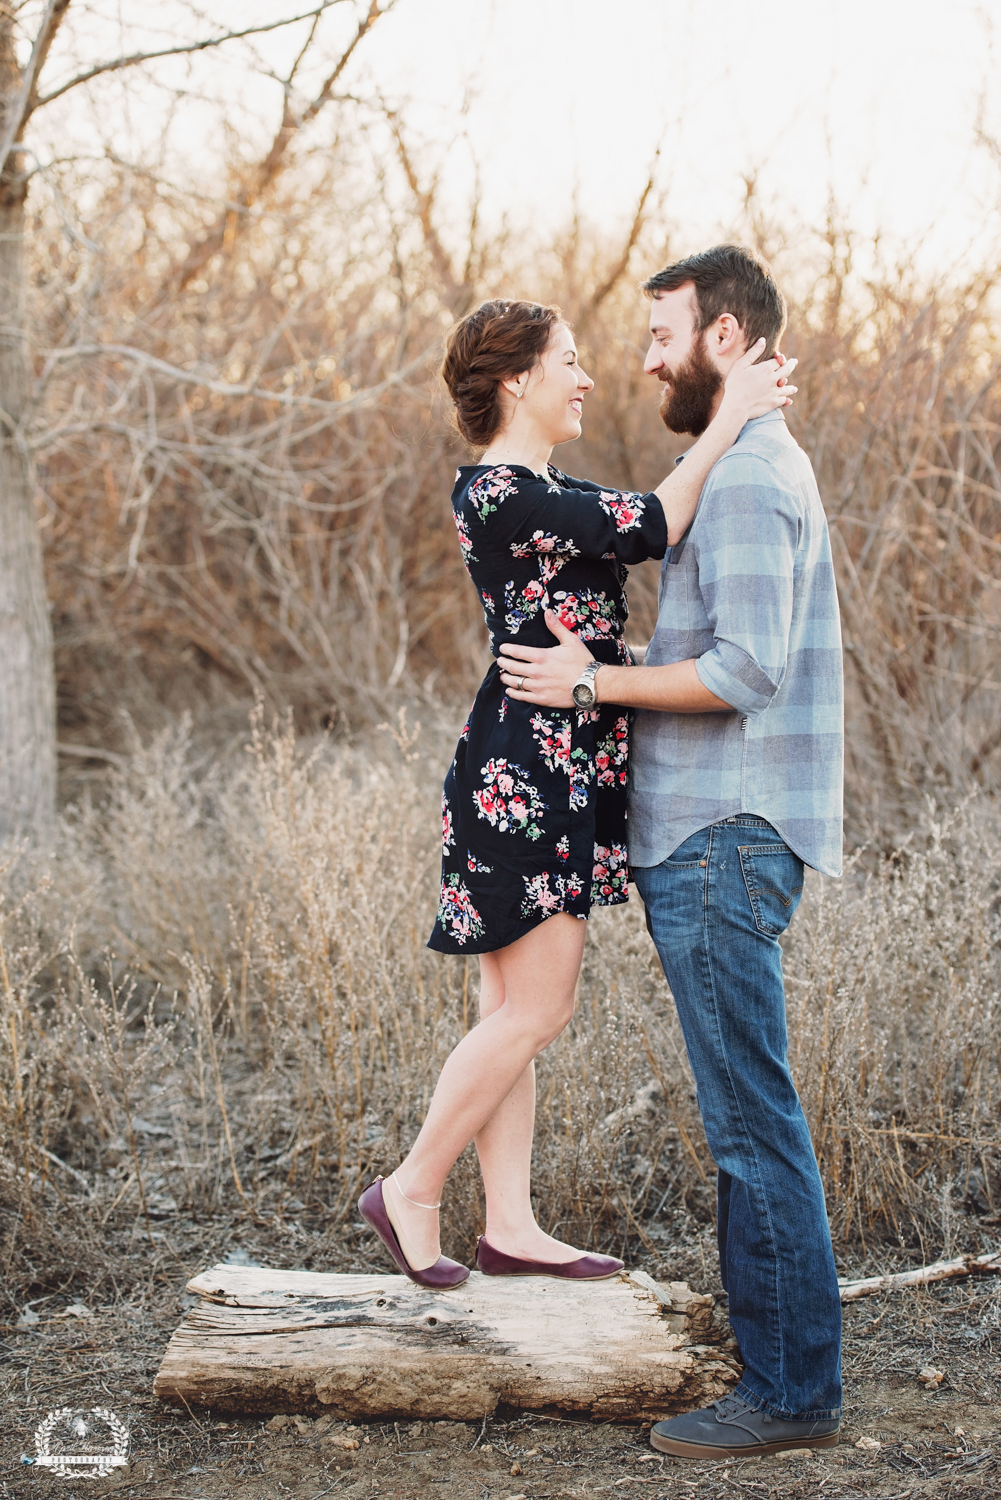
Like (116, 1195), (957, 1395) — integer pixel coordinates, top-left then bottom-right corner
(360, 300), (795, 1288)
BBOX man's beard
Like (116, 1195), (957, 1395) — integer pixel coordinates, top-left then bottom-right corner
(658, 335), (724, 436)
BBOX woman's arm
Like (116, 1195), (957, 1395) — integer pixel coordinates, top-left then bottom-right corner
(653, 341), (797, 544)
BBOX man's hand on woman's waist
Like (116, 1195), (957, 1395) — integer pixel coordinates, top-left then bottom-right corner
(498, 611), (734, 714)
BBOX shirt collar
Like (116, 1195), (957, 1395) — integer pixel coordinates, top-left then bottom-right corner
(739, 409), (787, 437)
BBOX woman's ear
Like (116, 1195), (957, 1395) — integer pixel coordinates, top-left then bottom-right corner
(499, 370), (530, 401)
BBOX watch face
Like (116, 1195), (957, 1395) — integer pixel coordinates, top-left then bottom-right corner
(572, 683), (595, 708)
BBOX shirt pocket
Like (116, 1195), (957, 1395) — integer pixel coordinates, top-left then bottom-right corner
(658, 545), (688, 622)
(738, 843), (804, 936)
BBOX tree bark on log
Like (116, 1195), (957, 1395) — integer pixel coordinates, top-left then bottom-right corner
(154, 1265), (742, 1421)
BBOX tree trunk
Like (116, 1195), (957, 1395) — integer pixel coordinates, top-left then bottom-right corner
(0, 25), (56, 841)
(154, 1264), (742, 1421)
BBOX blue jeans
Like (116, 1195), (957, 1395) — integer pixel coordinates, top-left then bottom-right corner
(633, 816), (842, 1421)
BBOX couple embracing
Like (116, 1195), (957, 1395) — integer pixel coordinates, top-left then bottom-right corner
(360, 245), (844, 1460)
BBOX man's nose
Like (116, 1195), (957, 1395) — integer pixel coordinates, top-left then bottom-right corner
(643, 344), (663, 375)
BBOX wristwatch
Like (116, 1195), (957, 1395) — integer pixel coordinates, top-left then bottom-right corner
(571, 660), (602, 709)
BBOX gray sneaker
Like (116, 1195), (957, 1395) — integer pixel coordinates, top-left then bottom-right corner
(650, 1393), (840, 1459)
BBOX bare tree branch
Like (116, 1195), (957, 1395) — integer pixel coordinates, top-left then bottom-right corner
(579, 147), (661, 324)
(176, 0), (397, 288)
(0, 0), (70, 183)
(384, 106), (459, 303)
(30, 3), (347, 113)
(32, 340), (435, 417)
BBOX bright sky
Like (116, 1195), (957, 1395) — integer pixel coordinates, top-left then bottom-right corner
(365, 0), (1001, 269)
(28, 0), (1001, 272)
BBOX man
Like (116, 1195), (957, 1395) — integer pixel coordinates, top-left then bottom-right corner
(498, 244), (844, 1459)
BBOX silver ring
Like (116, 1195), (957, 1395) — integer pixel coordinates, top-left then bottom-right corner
(517, 675), (526, 691)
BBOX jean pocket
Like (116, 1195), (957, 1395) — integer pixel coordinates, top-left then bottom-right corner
(665, 829), (710, 867)
(739, 844), (804, 936)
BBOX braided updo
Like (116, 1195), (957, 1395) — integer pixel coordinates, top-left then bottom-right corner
(441, 299), (563, 448)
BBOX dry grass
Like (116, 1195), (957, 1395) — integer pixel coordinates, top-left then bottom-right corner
(2, 712), (998, 1306)
(4, 114), (1000, 1317)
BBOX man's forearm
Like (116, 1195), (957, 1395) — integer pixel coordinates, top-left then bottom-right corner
(597, 657), (733, 713)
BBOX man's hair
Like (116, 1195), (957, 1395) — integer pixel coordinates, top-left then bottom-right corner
(642, 244), (787, 356)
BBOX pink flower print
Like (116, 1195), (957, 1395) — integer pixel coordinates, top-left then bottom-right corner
(442, 793), (455, 853)
(598, 490), (646, 533)
(596, 716), (630, 786)
(453, 510), (476, 565)
(475, 758), (546, 840)
(510, 530), (579, 559)
(591, 841), (629, 906)
(520, 870), (585, 920)
(555, 835), (569, 862)
(468, 466), (519, 521)
(531, 713), (576, 776)
(504, 577), (547, 633)
(438, 874), (485, 946)
(551, 588), (619, 642)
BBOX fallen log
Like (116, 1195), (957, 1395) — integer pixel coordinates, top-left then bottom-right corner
(154, 1265), (741, 1421)
(838, 1250), (1001, 1302)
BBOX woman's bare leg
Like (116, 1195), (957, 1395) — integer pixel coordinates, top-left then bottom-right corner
(472, 951), (582, 1261)
(383, 914), (586, 1269)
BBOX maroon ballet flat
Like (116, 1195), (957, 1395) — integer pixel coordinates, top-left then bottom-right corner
(357, 1177), (469, 1289)
(476, 1235), (624, 1280)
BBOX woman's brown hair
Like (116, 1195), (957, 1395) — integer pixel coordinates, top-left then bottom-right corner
(441, 299), (563, 448)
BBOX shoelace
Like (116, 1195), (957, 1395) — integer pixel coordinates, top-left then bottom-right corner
(714, 1395), (770, 1425)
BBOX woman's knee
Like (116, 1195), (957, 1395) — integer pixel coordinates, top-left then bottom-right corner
(521, 992), (576, 1049)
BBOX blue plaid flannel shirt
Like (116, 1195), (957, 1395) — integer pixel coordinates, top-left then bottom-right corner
(628, 409), (844, 877)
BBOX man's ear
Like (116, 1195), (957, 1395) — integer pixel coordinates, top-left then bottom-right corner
(711, 314), (744, 356)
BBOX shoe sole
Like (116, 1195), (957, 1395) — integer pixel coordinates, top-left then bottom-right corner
(478, 1268), (624, 1281)
(650, 1430), (839, 1459)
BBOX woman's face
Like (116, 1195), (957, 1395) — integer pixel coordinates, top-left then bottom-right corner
(519, 324), (594, 446)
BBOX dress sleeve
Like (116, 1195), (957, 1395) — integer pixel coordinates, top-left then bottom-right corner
(466, 465), (667, 566)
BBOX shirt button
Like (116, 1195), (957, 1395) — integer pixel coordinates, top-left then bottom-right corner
(699, 860), (707, 867)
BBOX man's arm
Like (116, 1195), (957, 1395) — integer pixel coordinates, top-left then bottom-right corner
(498, 612), (734, 712)
(499, 452), (801, 716)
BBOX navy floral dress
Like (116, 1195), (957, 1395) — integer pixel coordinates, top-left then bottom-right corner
(428, 463), (668, 954)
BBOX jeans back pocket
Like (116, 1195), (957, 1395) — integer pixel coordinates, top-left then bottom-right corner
(739, 843), (804, 936)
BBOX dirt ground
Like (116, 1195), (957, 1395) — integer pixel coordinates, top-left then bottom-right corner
(2, 1217), (999, 1500)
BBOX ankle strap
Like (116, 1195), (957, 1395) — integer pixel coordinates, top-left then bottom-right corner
(391, 1171), (440, 1211)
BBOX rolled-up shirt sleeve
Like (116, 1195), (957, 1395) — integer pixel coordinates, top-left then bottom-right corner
(691, 460), (801, 716)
